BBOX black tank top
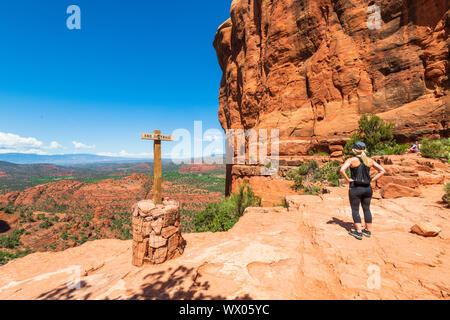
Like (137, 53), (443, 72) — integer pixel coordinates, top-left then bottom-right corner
(350, 157), (372, 187)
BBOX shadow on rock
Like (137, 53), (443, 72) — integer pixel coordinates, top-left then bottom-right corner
(129, 265), (252, 300)
(0, 220), (10, 233)
(37, 281), (91, 300)
(327, 217), (354, 231)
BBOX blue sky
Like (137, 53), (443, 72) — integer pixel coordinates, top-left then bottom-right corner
(0, 0), (233, 158)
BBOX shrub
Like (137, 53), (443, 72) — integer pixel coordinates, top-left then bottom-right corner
(444, 183), (450, 207)
(371, 143), (410, 155)
(232, 182), (262, 216)
(19, 211), (35, 223)
(194, 183), (261, 233)
(344, 114), (407, 155)
(110, 210), (133, 240)
(286, 161), (320, 191)
(193, 198), (237, 233)
(0, 248), (31, 266)
(60, 231), (69, 241)
(420, 138), (450, 159)
(39, 220), (53, 230)
(286, 161), (341, 192)
(304, 185), (322, 195)
(317, 161), (342, 186)
(0, 229), (24, 249)
(1, 205), (14, 215)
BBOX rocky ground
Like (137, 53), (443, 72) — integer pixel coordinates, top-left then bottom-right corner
(0, 182), (448, 300)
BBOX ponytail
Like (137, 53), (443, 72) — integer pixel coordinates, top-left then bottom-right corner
(360, 150), (369, 166)
(352, 149), (369, 166)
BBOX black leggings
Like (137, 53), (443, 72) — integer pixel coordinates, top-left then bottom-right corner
(349, 185), (373, 224)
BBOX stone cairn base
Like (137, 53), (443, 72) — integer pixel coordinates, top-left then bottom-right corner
(131, 199), (185, 267)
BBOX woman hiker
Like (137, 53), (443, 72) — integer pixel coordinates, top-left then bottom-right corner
(340, 142), (386, 240)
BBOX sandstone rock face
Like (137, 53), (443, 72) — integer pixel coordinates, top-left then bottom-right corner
(381, 183), (422, 199)
(0, 185), (448, 300)
(232, 175), (298, 206)
(214, 0), (449, 194)
(376, 175), (419, 189)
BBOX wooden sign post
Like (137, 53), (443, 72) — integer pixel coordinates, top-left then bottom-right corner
(141, 130), (174, 204)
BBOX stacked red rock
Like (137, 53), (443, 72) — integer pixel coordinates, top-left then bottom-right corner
(131, 199), (184, 267)
(373, 154), (449, 199)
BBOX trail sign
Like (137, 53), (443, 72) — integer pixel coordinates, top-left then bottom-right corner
(142, 130), (173, 204)
(141, 133), (174, 141)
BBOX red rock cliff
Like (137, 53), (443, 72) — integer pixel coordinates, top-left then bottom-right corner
(214, 0), (449, 194)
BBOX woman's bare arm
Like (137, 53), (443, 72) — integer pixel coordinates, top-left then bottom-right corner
(371, 160), (386, 182)
(340, 158), (354, 183)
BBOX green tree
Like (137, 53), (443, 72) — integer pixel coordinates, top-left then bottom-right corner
(420, 138), (450, 159)
(443, 183), (450, 206)
(0, 248), (31, 266)
(344, 114), (405, 155)
(194, 183), (261, 233)
(232, 183), (262, 217)
(0, 229), (24, 249)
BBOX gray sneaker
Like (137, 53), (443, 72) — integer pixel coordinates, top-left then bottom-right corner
(362, 229), (371, 238)
(349, 229), (363, 240)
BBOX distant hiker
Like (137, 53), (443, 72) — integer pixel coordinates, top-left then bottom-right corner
(406, 141), (420, 153)
(339, 142), (386, 240)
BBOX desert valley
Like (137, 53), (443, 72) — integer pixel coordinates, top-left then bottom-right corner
(0, 161), (225, 259)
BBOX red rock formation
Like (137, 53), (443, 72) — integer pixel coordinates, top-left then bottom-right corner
(0, 192), (20, 207)
(12, 174), (152, 213)
(214, 0), (449, 194)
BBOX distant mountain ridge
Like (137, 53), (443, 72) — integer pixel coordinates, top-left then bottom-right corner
(0, 153), (151, 165)
(0, 153), (226, 165)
